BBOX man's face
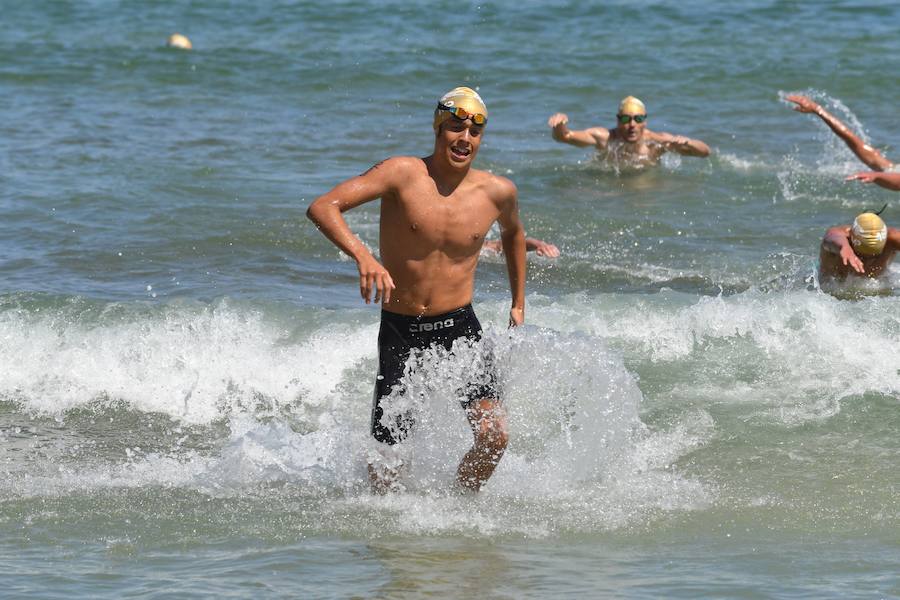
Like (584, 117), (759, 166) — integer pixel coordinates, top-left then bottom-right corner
(436, 116), (484, 168)
(616, 112), (647, 143)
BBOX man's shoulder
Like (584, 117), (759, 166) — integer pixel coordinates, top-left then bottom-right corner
(587, 126), (610, 142)
(469, 168), (517, 200)
(359, 156), (425, 187)
(375, 155), (425, 174)
(644, 129), (672, 142)
(888, 227), (900, 247)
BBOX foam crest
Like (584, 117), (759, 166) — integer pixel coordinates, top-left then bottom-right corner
(532, 289), (900, 422)
(0, 300), (377, 424)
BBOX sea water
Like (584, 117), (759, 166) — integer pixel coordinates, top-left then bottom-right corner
(1, 1), (899, 598)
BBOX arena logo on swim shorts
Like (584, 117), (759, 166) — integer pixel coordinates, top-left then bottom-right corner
(409, 318), (455, 333)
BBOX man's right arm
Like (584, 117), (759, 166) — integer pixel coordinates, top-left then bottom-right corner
(846, 171), (900, 191)
(306, 158), (400, 304)
(786, 95), (894, 171)
(548, 113), (607, 148)
(821, 225), (864, 274)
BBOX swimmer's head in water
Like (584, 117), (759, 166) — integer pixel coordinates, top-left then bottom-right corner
(167, 33), (192, 50)
(850, 211), (888, 256)
(616, 96), (647, 142)
(617, 96), (646, 118)
(433, 87), (488, 132)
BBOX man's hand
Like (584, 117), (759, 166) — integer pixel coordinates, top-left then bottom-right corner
(508, 307), (524, 328)
(548, 113), (569, 128)
(846, 171), (900, 190)
(839, 244), (865, 274)
(548, 113), (571, 141)
(532, 240), (560, 258)
(846, 171), (880, 185)
(785, 95), (820, 114)
(666, 135), (692, 149)
(357, 255), (395, 304)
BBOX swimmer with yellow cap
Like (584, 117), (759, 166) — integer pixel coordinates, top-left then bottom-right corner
(307, 85), (526, 494)
(819, 206), (900, 281)
(166, 33), (192, 50)
(548, 95), (710, 168)
(433, 86), (488, 132)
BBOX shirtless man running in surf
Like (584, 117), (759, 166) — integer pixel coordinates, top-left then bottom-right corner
(307, 86), (526, 493)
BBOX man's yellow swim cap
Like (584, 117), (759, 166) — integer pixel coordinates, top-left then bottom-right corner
(618, 96), (646, 115)
(850, 212), (887, 256)
(167, 33), (192, 50)
(433, 87), (488, 131)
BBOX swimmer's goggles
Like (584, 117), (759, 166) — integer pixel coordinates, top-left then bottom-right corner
(437, 103), (487, 126)
(617, 114), (647, 124)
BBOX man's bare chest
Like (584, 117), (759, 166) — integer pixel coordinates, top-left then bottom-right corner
(381, 189), (499, 250)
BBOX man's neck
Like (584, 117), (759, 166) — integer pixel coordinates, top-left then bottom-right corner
(611, 129), (644, 147)
(424, 154), (470, 196)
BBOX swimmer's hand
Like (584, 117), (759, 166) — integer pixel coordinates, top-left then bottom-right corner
(548, 113), (569, 128)
(847, 171), (900, 190)
(785, 95), (820, 114)
(508, 307), (524, 328)
(846, 171), (880, 185)
(839, 244), (865, 274)
(532, 240), (560, 258)
(357, 255), (395, 304)
(482, 239), (502, 254)
(665, 135), (693, 150)
(548, 113), (571, 141)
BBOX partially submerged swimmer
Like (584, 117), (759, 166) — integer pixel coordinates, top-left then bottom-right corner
(167, 33), (192, 50)
(547, 96), (710, 167)
(819, 209), (900, 282)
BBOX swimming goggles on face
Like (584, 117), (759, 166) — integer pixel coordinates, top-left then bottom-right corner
(437, 103), (487, 126)
(617, 114), (647, 124)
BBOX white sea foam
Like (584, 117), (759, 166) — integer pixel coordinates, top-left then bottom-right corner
(0, 300), (377, 424)
(527, 288), (900, 423)
(15, 287), (893, 532)
(1, 302), (716, 531)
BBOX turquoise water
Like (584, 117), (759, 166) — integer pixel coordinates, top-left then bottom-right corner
(2, 1), (899, 598)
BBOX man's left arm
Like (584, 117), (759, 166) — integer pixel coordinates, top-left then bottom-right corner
(494, 178), (526, 327)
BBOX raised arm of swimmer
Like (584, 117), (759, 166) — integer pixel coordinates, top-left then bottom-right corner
(786, 95), (894, 171)
(306, 160), (398, 304)
(548, 113), (609, 149)
(846, 171), (900, 191)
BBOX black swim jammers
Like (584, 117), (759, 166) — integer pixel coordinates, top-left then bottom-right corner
(371, 304), (499, 445)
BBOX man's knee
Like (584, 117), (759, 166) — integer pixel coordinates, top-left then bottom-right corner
(475, 414), (508, 453)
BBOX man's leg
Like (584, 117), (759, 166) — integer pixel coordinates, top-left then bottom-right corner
(456, 398), (508, 492)
(367, 445), (407, 495)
